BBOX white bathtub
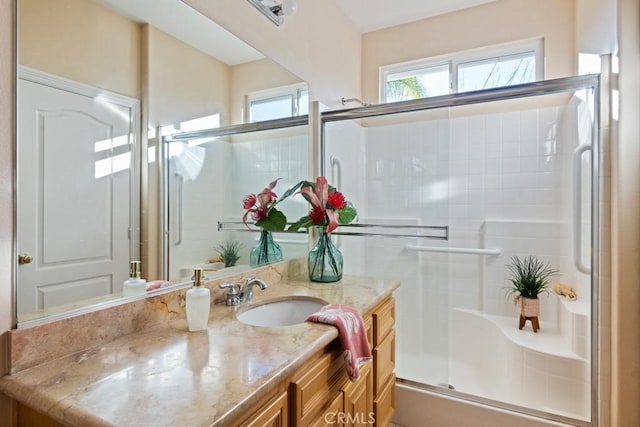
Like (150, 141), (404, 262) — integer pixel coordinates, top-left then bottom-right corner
(392, 303), (590, 426)
(392, 382), (584, 427)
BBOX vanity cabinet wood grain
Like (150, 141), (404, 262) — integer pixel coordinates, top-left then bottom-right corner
(289, 296), (394, 427)
(13, 402), (63, 427)
(241, 390), (289, 427)
(372, 297), (395, 426)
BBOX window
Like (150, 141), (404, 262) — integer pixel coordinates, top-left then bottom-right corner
(245, 84), (309, 122)
(380, 39), (543, 103)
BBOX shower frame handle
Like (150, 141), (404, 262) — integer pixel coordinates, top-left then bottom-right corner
(174, 173), (183, 246)
(572, 144), (591, 274)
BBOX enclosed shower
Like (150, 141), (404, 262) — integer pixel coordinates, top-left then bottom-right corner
(162, 73), (603, 426)
(321, 75), (601, 426)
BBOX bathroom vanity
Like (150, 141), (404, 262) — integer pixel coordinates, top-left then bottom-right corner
(0, 261), (398, 426)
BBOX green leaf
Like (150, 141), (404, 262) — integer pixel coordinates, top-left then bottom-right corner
(338, 206), (357, 225)
(279, 180), (307, 201)
(287, 216), (313, 232)
(255, 208), (287, 231)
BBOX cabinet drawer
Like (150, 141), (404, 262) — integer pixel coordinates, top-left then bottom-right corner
(241, 391), (288, 427)
(373, 297), (395, 346)
(373, 329), (395, 395)
(373, 376), (395, 427)
(291, 350), (348, 425)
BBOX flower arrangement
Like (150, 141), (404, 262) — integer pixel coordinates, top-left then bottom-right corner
(287, 176), (357, 282)
(287, 176), (357, 233)
(242, 178), (287, 231)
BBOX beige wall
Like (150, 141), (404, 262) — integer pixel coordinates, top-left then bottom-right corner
(19, 0), (141, 98)
(362, 0), (576, 103)
(146, 25), (231, 127)
(230, 58), (304, 125)
(612, 0), (640, 424)
(576, 0), (617, 54)
(0, 0), (15, 423)
(183, 0), (362, 108)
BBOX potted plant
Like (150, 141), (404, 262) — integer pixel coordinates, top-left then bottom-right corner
(216, 240), (242, 268)
(505, 255), (558, 332)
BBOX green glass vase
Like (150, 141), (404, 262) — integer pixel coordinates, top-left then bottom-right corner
(308, 226), (343, 282)
(250, 230), (283, 267)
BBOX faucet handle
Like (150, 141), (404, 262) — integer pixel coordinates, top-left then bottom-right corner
(219, 283), (240, 306)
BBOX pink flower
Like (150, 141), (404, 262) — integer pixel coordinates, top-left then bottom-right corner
(286, 176), (357, 234)
(242, 178), (282, 228)
(243, 194), (257, 209)
(300, 176), (340, 233)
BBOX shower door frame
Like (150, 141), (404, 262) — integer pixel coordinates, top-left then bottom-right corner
(319, 74), (602, 426)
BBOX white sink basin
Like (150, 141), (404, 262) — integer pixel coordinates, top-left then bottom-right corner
(237, 297), (326, 327)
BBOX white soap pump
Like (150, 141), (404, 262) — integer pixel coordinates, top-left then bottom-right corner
(123, 261), (146, 297)
(186, 268), (211, 332)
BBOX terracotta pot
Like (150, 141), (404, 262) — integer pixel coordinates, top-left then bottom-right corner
(517, 296), (540, 317)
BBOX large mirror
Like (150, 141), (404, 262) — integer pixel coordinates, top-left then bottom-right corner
(16, 0), (309, 324)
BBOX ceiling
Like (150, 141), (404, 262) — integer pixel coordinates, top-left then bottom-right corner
(95, 0), (498, 66)
(335, 0), (498, 33)
(95, 0), (264, 66)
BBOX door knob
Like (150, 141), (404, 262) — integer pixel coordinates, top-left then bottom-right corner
(18, 253), (33, 265)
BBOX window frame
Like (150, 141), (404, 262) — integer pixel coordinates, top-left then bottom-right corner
(379, 38), (544, 103)
(244, 83), (308, 123)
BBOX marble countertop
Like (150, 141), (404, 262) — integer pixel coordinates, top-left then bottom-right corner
(0, 274), (399, 427)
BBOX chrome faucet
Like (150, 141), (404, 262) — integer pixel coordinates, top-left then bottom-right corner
(219, 277), (268, 306)
(239, 277), (268, 303)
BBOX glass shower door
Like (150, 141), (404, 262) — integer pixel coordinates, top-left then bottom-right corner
(323, 110), (452, 388)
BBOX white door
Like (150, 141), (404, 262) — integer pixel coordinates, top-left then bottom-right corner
(17, 68), (140, 315)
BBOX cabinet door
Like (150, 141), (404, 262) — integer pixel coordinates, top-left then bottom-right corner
(242, 391), (288, 427)
(373, 330), (395, 396)
(309, 391), (344, 427)
(16, 402), (64, 427)
(342, 363), (373, 427)
(291, 350), (348, 425)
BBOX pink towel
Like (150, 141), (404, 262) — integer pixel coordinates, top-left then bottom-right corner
(146, 280), (171, 291)
(306, 304), (372, 381)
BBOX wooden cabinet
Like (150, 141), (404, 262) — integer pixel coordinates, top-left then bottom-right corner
(371, 297), (396, 426)
(341, 362), (373, 427)
(290, 344), (348, 426)
(290, 296), (395, 427)
(242, 391), (289, 427)
(14, 402), (64, 427)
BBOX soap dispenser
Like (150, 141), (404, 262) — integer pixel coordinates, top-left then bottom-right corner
(186, 268), (210, 331)
(123, 261), (147, 297)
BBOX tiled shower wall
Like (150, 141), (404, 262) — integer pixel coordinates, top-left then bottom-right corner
(168, 128), (308, 279)
(325, 95), (593, 390)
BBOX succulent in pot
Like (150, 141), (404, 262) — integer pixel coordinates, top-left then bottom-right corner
(505, 255), (558, 332)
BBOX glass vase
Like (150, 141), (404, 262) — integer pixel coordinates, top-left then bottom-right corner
(308, 226), (343, 283)
(250, 230), (283, 267)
